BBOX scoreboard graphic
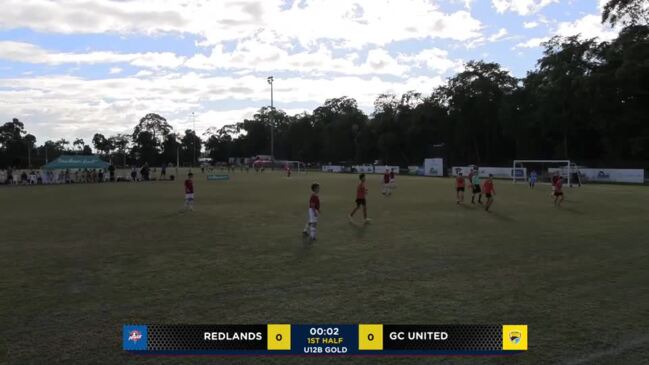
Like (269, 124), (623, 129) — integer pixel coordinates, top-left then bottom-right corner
(123, 324), (527, 356)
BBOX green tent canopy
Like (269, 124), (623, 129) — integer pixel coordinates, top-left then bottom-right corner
(42, 155), (110, 170)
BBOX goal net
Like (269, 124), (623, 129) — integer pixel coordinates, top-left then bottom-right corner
(513, 160), (582, 186)
(284, 160), (307, 173)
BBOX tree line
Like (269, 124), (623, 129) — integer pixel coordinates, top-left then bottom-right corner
(1, 3), (647, 169)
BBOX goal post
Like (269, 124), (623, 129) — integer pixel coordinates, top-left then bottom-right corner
(512, 160), (576, 186)
(284, 160), (306, 173)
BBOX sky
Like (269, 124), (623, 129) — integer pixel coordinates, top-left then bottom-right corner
(0, 0), (620, 145)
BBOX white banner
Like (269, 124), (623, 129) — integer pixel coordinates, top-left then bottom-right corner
(452, 166), (526, 179)
(353, 165), (374, 173)
(373, 165), (400, 174)
(322, 165), (344, 173)
(423, 158), (444, 177)
(578, 168), (644, 184)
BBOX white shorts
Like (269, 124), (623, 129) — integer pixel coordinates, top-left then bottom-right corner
(308, 208), (318, 224)
(185, 193), (194, 201)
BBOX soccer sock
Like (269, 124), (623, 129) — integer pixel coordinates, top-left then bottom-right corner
(310, 225), (316, 239)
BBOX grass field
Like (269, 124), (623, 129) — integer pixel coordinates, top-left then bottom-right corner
(1, 171), (648, 365)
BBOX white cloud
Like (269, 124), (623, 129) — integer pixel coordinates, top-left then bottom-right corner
(488, 28), (508, 42)
(523, 21), (539, 29)
(185, 38), (462, 77)
(492, 0), (557, 16)
(556, 14), (619, 41)
(0, 41), (186, 69)
(109, 67), (122, 75)
(397, 48), (464, 73)
(0, 72), (445, 142)
(0, 0), (483, 49)
(515, 36), (549, 49)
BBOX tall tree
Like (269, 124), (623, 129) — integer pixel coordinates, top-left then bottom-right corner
(529, 36), (599, 159)
(441, 61), (517, 164)
(92, 133), (113, 156)
(602, 0), (649, 26)
(73, 138), (85, 152)
(180, 130), (202, 166)
(109, 134), (130, 166)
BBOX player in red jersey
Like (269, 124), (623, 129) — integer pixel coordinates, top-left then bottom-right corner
(389, 168), (396, 191)
(184, 172), (194, 211)
(456, 172), (467, 204)
(553, 175), (565, 207)
(286, 163), (292, 178)
(349, 174), (370, 224)
(382, 168), (391, 196)
(551, 172), (560, 197)
(483, 174), (496, 212)
(303, 183), (320, 241)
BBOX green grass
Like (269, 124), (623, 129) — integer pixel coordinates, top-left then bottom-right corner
(1, 171), (648, 365)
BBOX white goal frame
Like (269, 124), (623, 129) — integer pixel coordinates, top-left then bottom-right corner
(284, 160), (307, 173)
(512, 160), (576, 186)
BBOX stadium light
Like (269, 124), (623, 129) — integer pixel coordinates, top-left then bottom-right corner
(192, 112), (196, 167)
(267, 76), (274, 162)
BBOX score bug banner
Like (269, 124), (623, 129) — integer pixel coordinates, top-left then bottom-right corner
(123, 324), (527, 356)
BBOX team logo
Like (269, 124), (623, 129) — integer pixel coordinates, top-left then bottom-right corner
(509, 330), (522, 345)
(128, 330), (143, 343)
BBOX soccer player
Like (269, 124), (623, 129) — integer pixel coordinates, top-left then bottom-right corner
(483, 174), (496, 212)
(553, 175), (565, 207)
(456, 172), (466, 204)
(529, 170), (537, 188)
(302, 183), (320, 241)
(184, 172), (194, 211)
(389, 168), (396, 190)
(286, 164), (292, 178)
(551, 172), (560, 197)
(349, 173), (370, 224)
(469, 167), (482, 204)
(382, 168), (391, 196)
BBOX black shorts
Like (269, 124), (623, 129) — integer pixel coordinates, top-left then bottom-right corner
(456, 187), (465, 192)
(472, 184), (481, 193)
(355, 198), (366, 207)
(485, 193), (492, 198)
(554, 191), (564, 197)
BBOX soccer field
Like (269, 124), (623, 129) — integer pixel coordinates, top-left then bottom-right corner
(1, 171), (648, 365)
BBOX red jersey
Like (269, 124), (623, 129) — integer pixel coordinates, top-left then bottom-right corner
(356, 182), (367, 199)
(555, 179), (563, 192)
(184, 179), (194, 194)
(383, 172), (390, 183)
(456, 176), (465, 188)
(483, 180), (495, 194)
(309, 193), (320, 211)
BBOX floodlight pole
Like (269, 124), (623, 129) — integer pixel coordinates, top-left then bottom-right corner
(267, 76), (274, 163)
